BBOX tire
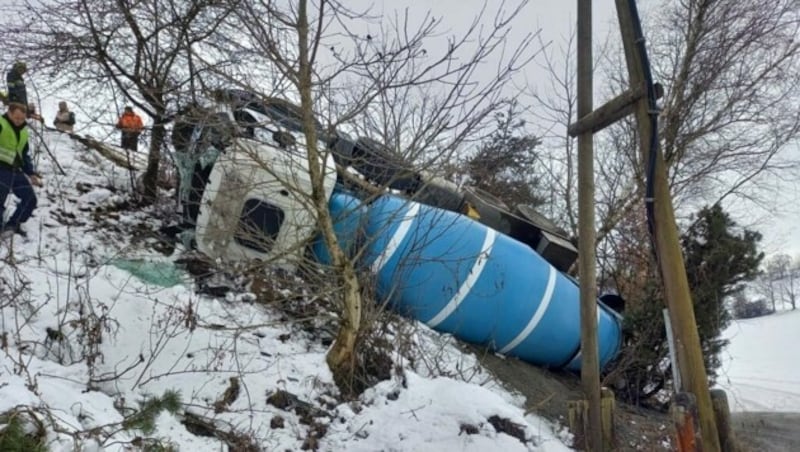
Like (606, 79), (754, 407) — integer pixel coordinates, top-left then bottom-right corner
(513, 204), (577, 272)
(350, 137), (420, 193)
(412, 177), (465, 214)
(514, 204), (564, 236)
(328, 131), (357, 167)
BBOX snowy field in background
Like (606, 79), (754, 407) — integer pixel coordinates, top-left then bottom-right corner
(0, 130), (573, 451)
(718, 309), (800, 412)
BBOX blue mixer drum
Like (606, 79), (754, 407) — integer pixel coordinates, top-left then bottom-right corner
(317, 191), (622, 370)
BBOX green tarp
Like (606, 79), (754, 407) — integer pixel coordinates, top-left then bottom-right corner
(109, 258), (186, 288)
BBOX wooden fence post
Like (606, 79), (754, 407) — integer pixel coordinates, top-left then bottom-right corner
(569, 388), (617, 450)
(568, 399), (588, 450)
(710, 389), (736, 451)
(601, 387), (616, 450)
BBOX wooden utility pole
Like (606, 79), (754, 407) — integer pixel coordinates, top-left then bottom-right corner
(613, 1), (721, 450)
(576, 0), (603, 450)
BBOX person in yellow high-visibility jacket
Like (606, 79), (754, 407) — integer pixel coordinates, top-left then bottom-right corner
(0, 103), (42, 238)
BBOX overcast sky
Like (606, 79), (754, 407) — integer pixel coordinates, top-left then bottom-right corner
(347, 0), (620, 91)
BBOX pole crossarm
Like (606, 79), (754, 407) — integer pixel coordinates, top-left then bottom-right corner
(567, 84), (663, 137)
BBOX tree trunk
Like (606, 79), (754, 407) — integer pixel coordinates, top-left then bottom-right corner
(770, 282), (776, 312)
(326, 260), (363, 391)
(141, 118), (166, 204)
(296, 0), (363, 391)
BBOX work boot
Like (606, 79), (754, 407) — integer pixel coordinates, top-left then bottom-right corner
(1, 225), (27, 239)
(14, 225), (27, 238)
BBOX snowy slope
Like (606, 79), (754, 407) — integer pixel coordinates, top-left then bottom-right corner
(718, 309), (800, 412)
(0, 129), (573, 451)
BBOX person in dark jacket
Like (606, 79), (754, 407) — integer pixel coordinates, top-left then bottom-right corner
(0, 103), (42, 237)
(6, 62), (28, 106)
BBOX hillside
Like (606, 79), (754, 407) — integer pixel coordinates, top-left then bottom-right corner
(719, 310), (800, 451)
(7, 127), (798, 451)
(0, 130), (575, 450)
(718, 309), (800, 412)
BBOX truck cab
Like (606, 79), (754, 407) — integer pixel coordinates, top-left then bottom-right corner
(175, 91), (337, 269)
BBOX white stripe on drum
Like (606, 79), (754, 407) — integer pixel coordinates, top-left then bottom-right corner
(370, 202), (421, 274)
(549, 305), (602, 368)
(498, 265), (557, 354)
(426, 228), (497, 328)
(568, 351), (582, 368)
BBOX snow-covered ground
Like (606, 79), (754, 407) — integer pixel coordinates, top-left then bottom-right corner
(718, 309), (800, 412)
(0, 130), (573, 450)
(7, 126), (796, 451)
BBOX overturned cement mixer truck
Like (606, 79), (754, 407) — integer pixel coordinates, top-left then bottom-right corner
(170, 89), (623, 371)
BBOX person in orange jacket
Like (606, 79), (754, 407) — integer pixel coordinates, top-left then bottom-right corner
(115, 106), (144, 152)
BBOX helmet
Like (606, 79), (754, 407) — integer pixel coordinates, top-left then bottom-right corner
(13, 61), (27, 73)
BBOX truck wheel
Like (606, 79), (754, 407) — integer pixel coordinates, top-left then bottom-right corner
(350, 137), (420, 193)
(514, 204), (564, 235)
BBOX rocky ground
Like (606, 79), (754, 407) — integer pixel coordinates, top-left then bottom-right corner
(476, 350), (672, 451)
(477, 349), (800, 451)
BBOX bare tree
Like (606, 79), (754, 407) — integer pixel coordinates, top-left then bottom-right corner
(0, 0), (238, 202)
(527, 31), (580, 235)
(213, 0), (538, 389)
(527, 30), (639, 247)
(526, 29), (645, 288)
(651, 0), (800, 206)
(791, 259), (800, 311)
(755, 266), (780, 312)
(765, 253), (798, 310)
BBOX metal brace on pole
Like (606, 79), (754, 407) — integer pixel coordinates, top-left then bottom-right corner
(664, 308), (681, 392)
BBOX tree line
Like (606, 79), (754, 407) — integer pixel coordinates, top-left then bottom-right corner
(738, 253), (800, 318)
